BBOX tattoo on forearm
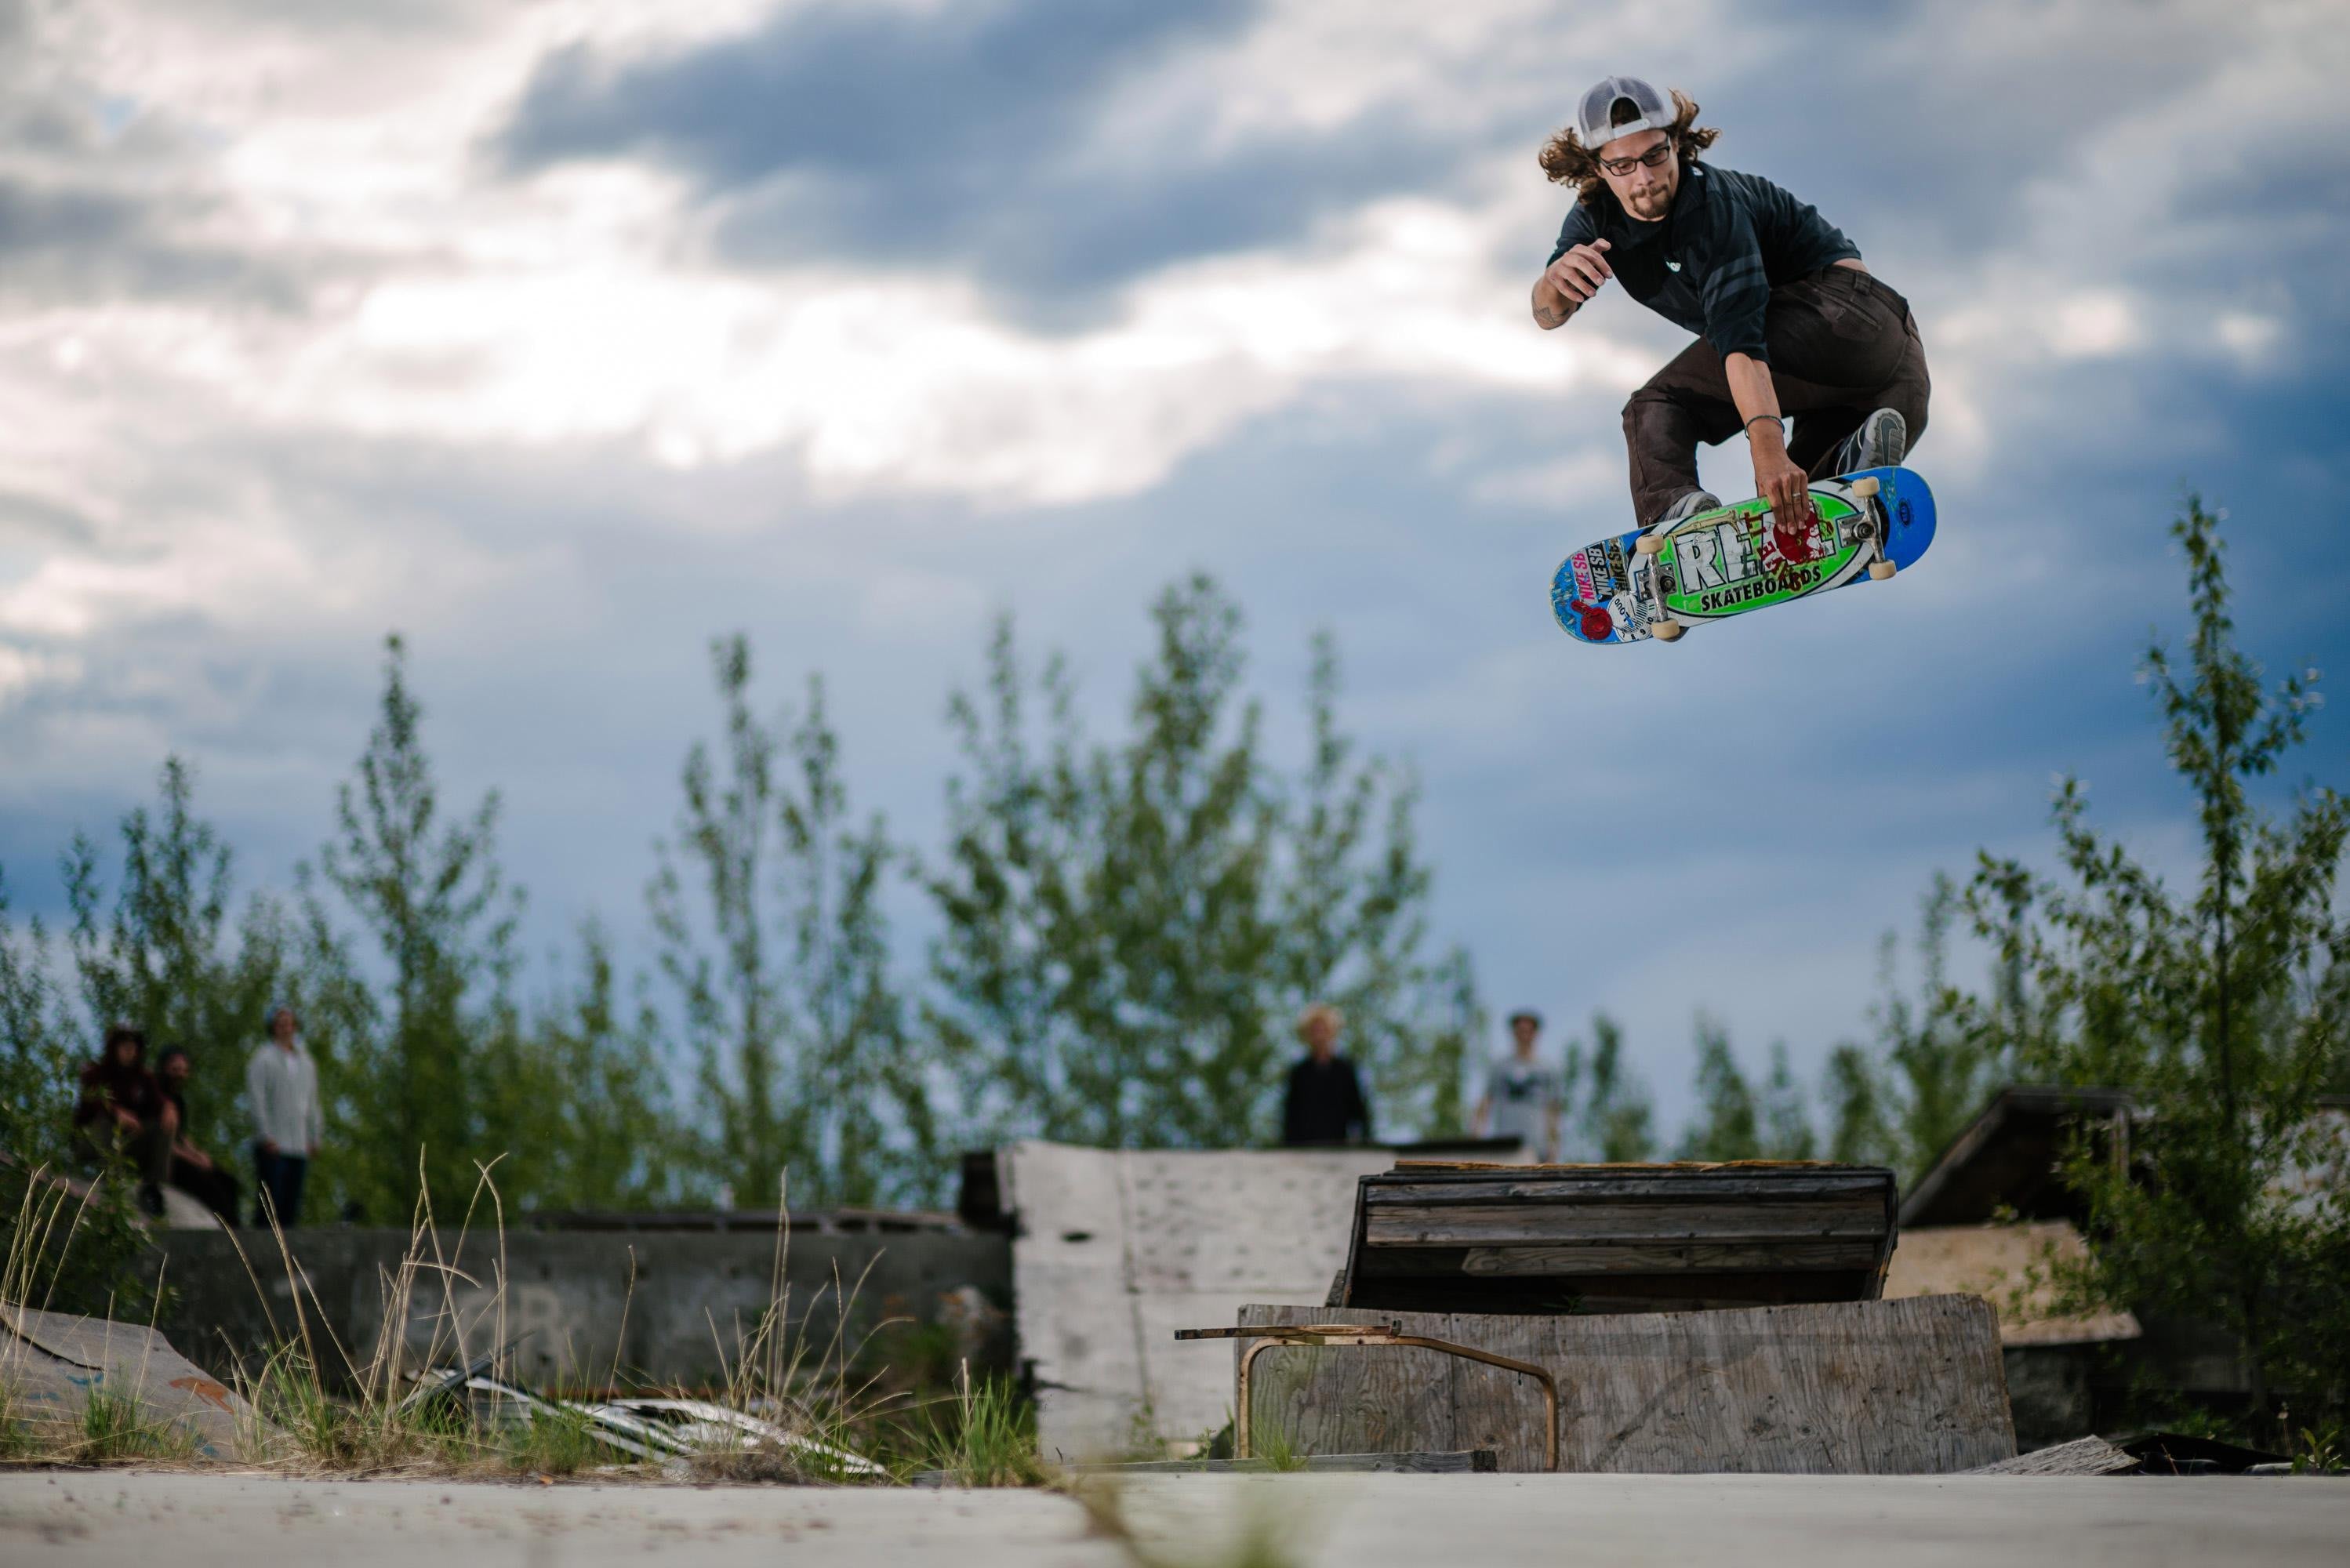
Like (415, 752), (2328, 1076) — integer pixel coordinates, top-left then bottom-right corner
(1534, 301), (1567, 327)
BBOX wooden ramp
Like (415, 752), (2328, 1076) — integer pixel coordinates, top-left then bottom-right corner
(1340, 1160), (1898, 1314)
(1001, 1141), (1393, 1459)
(1233, 1294), (2014, 1474)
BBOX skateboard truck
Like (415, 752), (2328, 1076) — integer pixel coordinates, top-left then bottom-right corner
(1846, 475), (1897, 581)
(1173, 1321), (1560, 1472)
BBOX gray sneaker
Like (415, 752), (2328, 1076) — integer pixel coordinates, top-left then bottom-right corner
(1652, 488), (1720, 530)
(1830, 408), (1906, 476)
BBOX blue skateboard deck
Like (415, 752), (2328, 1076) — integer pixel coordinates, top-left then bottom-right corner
(1550, 466), (1936, 644)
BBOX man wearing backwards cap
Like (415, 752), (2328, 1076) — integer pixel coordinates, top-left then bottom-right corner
(1532, 77), (1928, 535)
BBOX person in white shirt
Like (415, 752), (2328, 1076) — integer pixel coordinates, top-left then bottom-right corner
(246, 1002), (322, 1229)
(1473, 1010), (1564, 1163)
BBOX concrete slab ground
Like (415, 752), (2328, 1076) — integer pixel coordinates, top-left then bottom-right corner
(2, 1469), (2345, 1567)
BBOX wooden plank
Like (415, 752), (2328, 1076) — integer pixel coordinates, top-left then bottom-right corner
(1459, 1241), (1884, 1276)
(1364, 1200), (1885, 1246)
(1239, 1294), (2014, 1475)
(1362, 1173), (1893, 1204)
(1967, 1435), (2138, 1475)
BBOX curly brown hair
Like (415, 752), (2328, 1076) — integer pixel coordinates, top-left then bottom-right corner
(1538, 89), (1720, 205)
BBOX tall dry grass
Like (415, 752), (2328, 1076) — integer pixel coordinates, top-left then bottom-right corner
(5, 1156), (1052, 1485)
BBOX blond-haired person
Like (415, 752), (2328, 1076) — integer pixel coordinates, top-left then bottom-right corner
(1280, 1003), (1372, 1146)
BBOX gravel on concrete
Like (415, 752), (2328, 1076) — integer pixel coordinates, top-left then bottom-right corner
(2, 1468), (2345, 1567)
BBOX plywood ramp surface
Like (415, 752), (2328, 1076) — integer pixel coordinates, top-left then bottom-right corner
(1001, 1142), (1390, 1459)
(1238, 1294), (2014, 1475)
(1884, 1222), (2140, 1345)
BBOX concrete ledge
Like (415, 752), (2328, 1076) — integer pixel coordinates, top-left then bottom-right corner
(151, 1224), (1012, 1391)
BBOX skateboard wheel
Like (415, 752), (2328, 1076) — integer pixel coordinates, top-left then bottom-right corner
(1651, 619), (1685, 642)
(1868, 560), (1897, 582)
(1851, 476), (1880, 499)
(1635, 532), (1665, 557)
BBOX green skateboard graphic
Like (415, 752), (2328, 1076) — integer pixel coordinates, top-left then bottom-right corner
(1551, 466), (1938, 644)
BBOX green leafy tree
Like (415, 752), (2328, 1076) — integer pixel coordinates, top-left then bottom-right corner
(650, 638), (932, 1207)
(0, 877), (154, 1324)
(1820, 877), (2018, 1180)
(491, 923), (691, 1211)
(0, 860), (176, 1319)
(1760, 1042), (1818, 1160)
(1676, 1016), (1762, 1160)
(1963, 498), (2350, 1432)
(304, 633), (526, 1223)
(60, 758), (299, 1148)
(1676, 1020), (1817, 1162)
(0, 869), (82, 1171)
(1560, 1012), (1658, 1160)
(923, 576), (1476, 1150)
(1278, 634), (1476, 1135)
(1821, 1041), (1891, 1166)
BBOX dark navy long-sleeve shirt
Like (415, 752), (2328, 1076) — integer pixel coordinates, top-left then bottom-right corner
(1282, 1054), (1371, 1145)
(1547, 161), (1859, 362)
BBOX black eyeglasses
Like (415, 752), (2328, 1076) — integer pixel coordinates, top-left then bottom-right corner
(1598, 141), (1674, 178)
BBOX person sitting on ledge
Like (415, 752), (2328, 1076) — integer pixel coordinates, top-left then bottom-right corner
(73, 1022), (175, 1217)
(157, 1044), (242, 1226)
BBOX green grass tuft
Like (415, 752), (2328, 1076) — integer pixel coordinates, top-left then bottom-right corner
(914, 1364), (1052, 1487)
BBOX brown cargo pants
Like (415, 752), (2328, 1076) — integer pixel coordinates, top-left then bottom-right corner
(1622, 264), (1930, 526)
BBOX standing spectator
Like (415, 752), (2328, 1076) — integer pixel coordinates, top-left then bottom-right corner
(72, 1022), (175, 1215)
(246, 1002), (321, 1230)
(156, 1046), (241, 1225)
(1473, 1010), (1564, 1163)
(1280, 1003), (1373, 1146)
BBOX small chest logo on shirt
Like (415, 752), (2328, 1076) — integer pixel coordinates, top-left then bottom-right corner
(1665, 259), (1683, 272)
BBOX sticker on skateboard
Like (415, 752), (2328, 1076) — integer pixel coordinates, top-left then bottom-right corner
(1550, 466), (1937, 645)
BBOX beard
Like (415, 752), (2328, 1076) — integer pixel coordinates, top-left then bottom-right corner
(1622, 183), (1673, 220)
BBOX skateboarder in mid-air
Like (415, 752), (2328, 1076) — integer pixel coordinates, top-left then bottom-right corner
(1533, 76), (1929, 536)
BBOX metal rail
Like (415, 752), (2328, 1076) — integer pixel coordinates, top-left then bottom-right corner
(1175, 1321), (1560, 1472)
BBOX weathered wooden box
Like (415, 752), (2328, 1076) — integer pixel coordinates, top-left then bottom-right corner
(1237, 1294), (2014, 1474)
(1338, 1160), (1898, 1314)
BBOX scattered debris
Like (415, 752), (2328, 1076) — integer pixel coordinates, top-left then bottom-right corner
(398, 1365), (888, 1478)
(605, 1398), (886, 1478)
(1967, 1436), (2139, 1475)
(1967, 1432), (2302, 1477)
(393, 1331), (536, 1417)
(2118, 1432), (2290, 1475)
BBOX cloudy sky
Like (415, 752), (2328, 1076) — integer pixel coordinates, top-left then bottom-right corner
(4, 0), (2346, 1133)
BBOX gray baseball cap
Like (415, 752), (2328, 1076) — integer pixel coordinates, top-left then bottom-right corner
(1575, 75), (1673, 147)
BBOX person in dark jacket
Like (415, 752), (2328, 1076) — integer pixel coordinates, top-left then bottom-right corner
(1532, 76), (1928, 532)
(155, 1046), (241, 1225)
(73, 1022), (175, 1214)
(1280, 1003), (1373, 1145)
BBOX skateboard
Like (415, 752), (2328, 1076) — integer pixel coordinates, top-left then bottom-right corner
(1549, 466), (1936, 645)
